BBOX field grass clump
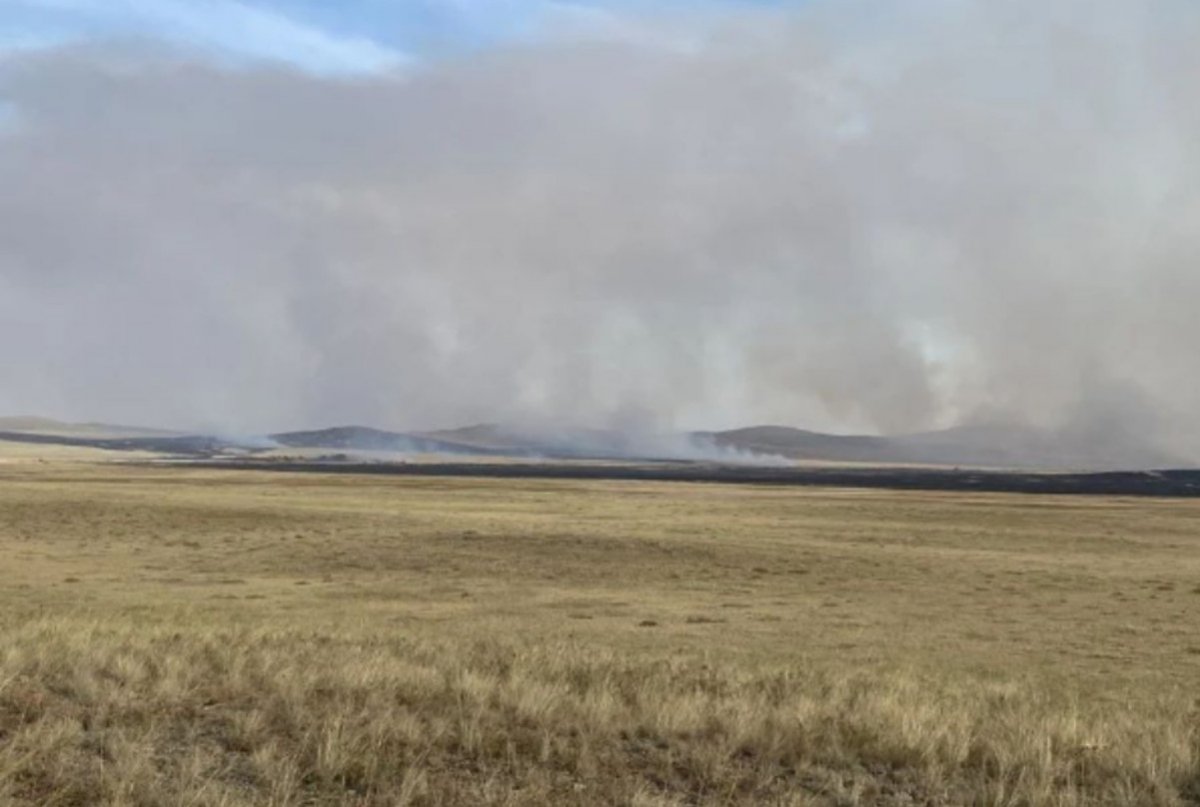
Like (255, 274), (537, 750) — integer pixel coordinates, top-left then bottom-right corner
(2, 618), (1198, 806)
(2, 464), (1200, 803)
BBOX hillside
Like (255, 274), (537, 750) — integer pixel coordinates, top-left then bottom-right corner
(271, 425), (508, 456)
(0, 416), (1188, 470)
(705, 422), (1184, 470)
(0, 417), (179, 439)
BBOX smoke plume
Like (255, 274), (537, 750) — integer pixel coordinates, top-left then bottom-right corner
(1, 1), (1198, 462)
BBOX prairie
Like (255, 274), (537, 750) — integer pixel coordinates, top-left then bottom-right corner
(1, 463), (1199, 805)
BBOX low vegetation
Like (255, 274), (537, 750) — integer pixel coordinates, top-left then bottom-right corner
(1, 462), (1199, 804)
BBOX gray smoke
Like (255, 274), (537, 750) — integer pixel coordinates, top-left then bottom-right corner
(1, 1), (1199, 463)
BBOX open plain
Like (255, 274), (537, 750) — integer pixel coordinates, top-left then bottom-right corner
(2, 460), (1200, 805)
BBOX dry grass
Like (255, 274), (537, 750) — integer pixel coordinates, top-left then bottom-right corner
(0, 440), (153, 464)
(1, 463), (1199, 804)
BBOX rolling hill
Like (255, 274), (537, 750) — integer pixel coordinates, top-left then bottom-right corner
(0, 417), (1187, 470)
(702, 422), (1184, 470)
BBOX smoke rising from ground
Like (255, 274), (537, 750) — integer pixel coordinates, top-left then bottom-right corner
(1, 1), (1199, 462)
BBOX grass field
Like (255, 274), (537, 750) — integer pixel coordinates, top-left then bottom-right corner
(1, 462), (1199, 805)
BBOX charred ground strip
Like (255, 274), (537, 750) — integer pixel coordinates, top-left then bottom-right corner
(183, 460), (1200, 497)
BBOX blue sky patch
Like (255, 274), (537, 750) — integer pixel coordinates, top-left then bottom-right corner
(1, 1), (807, 73)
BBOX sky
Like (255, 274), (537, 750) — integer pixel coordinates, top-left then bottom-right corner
(0, 1), (798, 71)
(1, 1), (1199, 461)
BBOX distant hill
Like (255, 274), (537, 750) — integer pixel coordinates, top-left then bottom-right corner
(228, 421), (1197, 469)
(418, 424), (702, 460)
(700, 426), (889, 462)
(0, 415), (1187, 470)
(703, 422), (1184, 470)
(416, 423), (530, 452)
(270, 425), (509, 456)
(0, 416), (179, 439)
(280, 424), (668, 460)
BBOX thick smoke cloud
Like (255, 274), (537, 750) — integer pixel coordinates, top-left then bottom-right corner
(1, 1), (1198, 460)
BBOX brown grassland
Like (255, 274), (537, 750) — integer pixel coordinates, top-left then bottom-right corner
(1, 458), (1199, 805)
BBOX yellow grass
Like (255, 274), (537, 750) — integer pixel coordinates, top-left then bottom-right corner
(0, 440), (154, 464)
(1, 463), (1199, 804)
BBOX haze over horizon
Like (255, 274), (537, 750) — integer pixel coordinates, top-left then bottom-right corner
(2, 1), (1199, 462)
